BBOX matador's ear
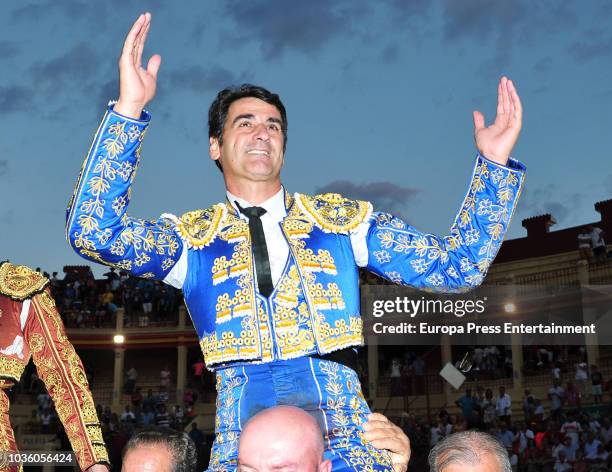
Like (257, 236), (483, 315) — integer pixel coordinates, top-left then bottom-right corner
(209, 137), (220, 161)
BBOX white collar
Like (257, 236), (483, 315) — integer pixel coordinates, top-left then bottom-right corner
(227, 186), (287, 222)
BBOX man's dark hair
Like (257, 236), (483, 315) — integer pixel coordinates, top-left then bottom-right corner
(208, 84), (288, 172)
(122, 428), (197, 472)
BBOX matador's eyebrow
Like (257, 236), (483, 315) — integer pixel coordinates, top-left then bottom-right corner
(231, 114), (283, 126)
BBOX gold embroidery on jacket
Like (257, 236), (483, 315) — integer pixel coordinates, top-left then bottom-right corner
(177, 204), (226, 250)
(270, 266), (316, 358)
(0, 357), (26, 383)
(28, 292), (108, 468)
(0, 264), (48, 301)
(295, 193), (371, 233)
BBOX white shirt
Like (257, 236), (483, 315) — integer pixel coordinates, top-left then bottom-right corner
(496, 393), (512, 416)
(590, 227), (605, 248)
(585, 439), (602, 459)
(164, 187), (371, 289)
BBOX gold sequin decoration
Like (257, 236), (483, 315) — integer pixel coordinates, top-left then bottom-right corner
(0, 263), (48, 301)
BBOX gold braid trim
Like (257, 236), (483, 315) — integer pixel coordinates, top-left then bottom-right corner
(295, 193), (372, 234)
(0, 357), (26, 384)
(0, 263), (48, 301)
(175, 204), (226, 250)
(28, 291), (109, 469)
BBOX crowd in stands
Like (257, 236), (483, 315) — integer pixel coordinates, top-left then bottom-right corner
(399, 366), (611, 471)
(41, 266), (181, 328)
(101, 365), (214, 469)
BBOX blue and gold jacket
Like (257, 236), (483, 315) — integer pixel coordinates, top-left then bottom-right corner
(66, 107), (526, 369)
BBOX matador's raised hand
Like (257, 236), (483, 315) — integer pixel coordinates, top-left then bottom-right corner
(473, 76), (523, 166)
(114, 12), (161, 119)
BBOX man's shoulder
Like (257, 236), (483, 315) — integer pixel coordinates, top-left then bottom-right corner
(174, 203), (227, 249)
(293, 192), (372, 233)
(0, 262), (49, 301)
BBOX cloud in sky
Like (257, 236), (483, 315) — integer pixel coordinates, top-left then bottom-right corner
(566, 32), (612, 62)
(0, 41), (20, 59)
(0, 160), (7, 177)
(220, 0), (366, 59)
(517, 184), (583, 225)
(0, 86), (32, 114)
(534, 56), (553, 74)
(168, 65), (246, 93)
(315, 180), (420, 220)
(30, 42), (101, 94)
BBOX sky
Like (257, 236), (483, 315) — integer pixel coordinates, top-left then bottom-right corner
(1, 0), (611, 277)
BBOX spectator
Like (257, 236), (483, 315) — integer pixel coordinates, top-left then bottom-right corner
(496, 424), (514, 449)
(565, 382), (580, 408)
(560, 412), (581, 449)
(192, 359), (206, 385)
(584, 431), (602, 460)
(577, 227), (592, 260)
(551, 362), (561, 382)
(428, 430), (511, 472)
(40, 407), (52, 434)
(158, 386), (169, 405)
(588, 225), (606, 261)
(548, 379), (565, 420)
(173, 404), (184, 429)
(522, 389), (535, 422)
(121, 405), (136, 424)
(131, 387), (143, 409)
(141, 406), (155, 427)
(515, 422), (534, 455)
(155, 404), (171, 428)
(390, 358), (402, 396)
(481, 388), (497, 428)
(533, 399), (544, 422)
(573, 450), (588, 472)
(143, 389), (157, 411)
(574, 361), (588, 400)
(430, 420), (445, 447)
(554, 450), (572, 472)
(590, 365), (604, 404)
(455, 389), (478, 427)
(188, 422), (206, 470)
(183, 386), (196, 407)
(160, 366), (172, 389)
(495, 386), (511, 423)
(125, 366), (138, 394)
(121, 428), (197, 472)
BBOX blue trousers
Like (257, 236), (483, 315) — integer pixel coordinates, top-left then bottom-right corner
(206, 356), (392, 471)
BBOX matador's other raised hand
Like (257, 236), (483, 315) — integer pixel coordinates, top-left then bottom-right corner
(473, 76), (523, 166)
(114, 12), (161, 119)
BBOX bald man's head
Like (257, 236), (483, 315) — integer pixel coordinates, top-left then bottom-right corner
(238, 406), (332, 472)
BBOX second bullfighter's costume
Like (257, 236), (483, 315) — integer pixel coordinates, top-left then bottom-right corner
(66, 106), (525, 470)
(0, 262), (109, 471)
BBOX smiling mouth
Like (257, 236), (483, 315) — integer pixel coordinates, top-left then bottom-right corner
(247, 150), (270, 157)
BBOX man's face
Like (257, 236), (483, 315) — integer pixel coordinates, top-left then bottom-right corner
(237, 425), (331, 472)
(210, 97), (285, 185)
(237, 440), (328, 472)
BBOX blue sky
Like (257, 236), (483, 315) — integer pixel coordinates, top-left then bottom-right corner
(1, 0), (611, 276)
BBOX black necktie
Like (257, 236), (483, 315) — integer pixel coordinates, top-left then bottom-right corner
(235, 202), (274, 297)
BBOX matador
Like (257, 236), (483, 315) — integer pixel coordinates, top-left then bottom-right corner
(0, 262), (109, 471)
(66, 13), (525, 471)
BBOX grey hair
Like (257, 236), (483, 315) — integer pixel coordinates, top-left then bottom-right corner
(123, 427), (197, 472)
(428, 431), (512, 472)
